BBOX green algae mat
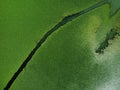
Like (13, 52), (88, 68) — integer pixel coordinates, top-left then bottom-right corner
(1, 0), (120, 90)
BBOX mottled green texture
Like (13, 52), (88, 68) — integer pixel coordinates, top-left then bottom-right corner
(0, 0), (99, 89)
(1, 0), (120, 90)
(10, 2), (120, 90)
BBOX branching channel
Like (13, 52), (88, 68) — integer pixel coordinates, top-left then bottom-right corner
(4, 1), (106, 90)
